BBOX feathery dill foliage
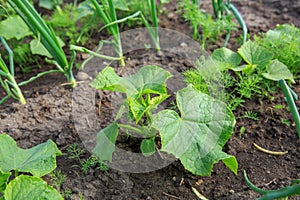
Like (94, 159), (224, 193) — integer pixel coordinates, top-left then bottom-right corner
(255, 24), (300, 76)
(177, 0), (236, 48)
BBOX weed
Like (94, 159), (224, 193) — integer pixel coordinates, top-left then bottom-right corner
(49, 170), (66, 190)
(243, 111), (259, 121)
(67, 143), (109, 173)
(239, 126), (246, 136)
(273, 104), (285, 110)
(281, 118), (291, 127)
(177, 0), (236, 49)
(62, 188), (72, 199)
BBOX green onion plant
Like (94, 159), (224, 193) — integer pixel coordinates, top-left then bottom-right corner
(211, 0), (248, 44)
(244, 171), (300, 200)
(0, 37), (26, 104)
(7, 0), (76, 87)
(71, 0), (161, 68)
(279, 79), (300, 139)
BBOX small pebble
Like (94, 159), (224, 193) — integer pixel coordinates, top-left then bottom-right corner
(180, 42), (188, 47)
(156, 51), (163, 57)
(76, 72), (90, 81)
(167, 12), (175, 19)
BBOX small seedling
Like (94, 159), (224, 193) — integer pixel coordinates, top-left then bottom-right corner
(243, 111), (259, 121)
(239, 126), (246, 136)
(281, 118), (291, 127)
(67, 143), (109, 173)
(49, 170), (66, 191)
(273, 104), (285, 110)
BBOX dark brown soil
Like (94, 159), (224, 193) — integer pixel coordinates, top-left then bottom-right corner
(1, 0), (300, 199)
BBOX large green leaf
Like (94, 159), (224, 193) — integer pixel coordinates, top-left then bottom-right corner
(262, 59), (295, 83)
(93, 123), (119, 162)
(238, 41), (273, 69)
(152, 86), (237, 176)
(0, 16), (32, 40)
(90, 66), (124, 92)
(4, 175), (63, 200)
(0, 170), (11, 194)
(91, 65), (172, 98)
(0, 134), (62, 177)
(211, 47), (242, 69)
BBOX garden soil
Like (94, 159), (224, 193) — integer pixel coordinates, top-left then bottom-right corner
(1, 0), (300, 199)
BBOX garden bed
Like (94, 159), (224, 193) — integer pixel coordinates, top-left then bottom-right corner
(0, 0), (300, 199)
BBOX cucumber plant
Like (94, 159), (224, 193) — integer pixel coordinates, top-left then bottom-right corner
(90, 65), (238, 176)
(0, 133), (63, 200)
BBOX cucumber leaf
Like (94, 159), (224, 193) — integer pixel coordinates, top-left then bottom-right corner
(113, 0), (130, 11)
(93, 123), (119, 162)
(0, 133), (62, 177)
(0, 16), (32, 40)
(4, 175), (63, 200)
(262, 60), (295, 83)
(211, 47), (242, 69)
(0, 170), (11, 195)
(91, 65), (172, 98)
(152, 86), (237, 175)
(140, 137), (156, 157)
(91, 66), (172, 123)
(238, 41), (273, 70)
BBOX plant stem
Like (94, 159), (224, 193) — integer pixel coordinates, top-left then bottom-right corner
(18, 70), (62, 86)
(279, 80), (300, 139)
(118, 124), (143, 134)
(70, 45), (122, 61)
